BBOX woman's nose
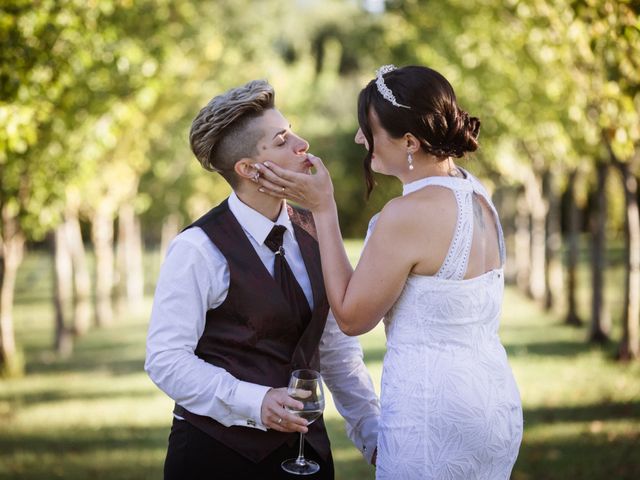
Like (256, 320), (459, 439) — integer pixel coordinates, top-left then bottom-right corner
(294, 135), (309, 154)
(354, 128), (365, 145)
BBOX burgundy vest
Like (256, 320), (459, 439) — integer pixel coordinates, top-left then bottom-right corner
(174, 199), (331, 463)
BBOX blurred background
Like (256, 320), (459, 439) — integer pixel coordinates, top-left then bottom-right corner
(1, 0), (639, 478)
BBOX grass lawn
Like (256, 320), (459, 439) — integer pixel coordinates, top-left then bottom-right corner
(1, 245), (639, 479)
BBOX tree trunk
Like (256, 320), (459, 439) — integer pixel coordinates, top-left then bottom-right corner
(515, 191), (531, 293)
(65, 208), (92, 336)
(589, 162), (610, 343)
(0, 208), (25, 376)
(543, 170), (564, 311)
(91, 204), (114, 327)
(116, 203), (145, 315)
(614, 161), (640, 361)
(52, 228), (74, 358)
(494, 187), (518, 284)
(565, 169), (583, 326)
(525, 172), (547, 302)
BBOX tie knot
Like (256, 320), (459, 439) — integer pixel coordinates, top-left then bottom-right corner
(265, 225), (287, 254)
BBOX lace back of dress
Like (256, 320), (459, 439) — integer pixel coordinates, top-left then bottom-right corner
(435, 189), (474, 280)
(435, 176), (505, 281)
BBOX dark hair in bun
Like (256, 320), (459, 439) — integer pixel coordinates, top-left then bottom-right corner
(357, 65), (481, 197)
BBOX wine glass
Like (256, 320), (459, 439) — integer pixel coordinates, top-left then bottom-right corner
(281, 369), (325, 475)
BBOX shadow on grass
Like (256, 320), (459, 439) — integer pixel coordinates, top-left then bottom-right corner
(504, 340), (600, 358)
(513, 401), (640, 479)
(25, 354), (145, 376)
(0, 425), (168, 456)
(0, 387), (158, 408)
(365, 340), (602, 363)
(0, 419), (374, 480)
(23, 328), (148, 376)
(524, 401), (640, 427)
(0, 425), (167, 480)
(514, 426), (640, 480)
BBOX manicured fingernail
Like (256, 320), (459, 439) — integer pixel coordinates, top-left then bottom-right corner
(264, 162), (271, 167)
(254, 164), (261, 170)
(259, 188), (264, 192)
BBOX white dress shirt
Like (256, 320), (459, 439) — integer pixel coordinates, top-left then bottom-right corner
(145, 192), (380, 462)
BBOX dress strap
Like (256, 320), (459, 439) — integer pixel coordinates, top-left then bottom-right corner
(403, 175), (473, 196)
(432, 170), (506, 279)
(435, 189), (474, 280)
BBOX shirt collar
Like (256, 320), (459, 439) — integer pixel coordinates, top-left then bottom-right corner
(228, 192), (294, 246)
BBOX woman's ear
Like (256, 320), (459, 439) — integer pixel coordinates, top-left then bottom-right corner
(404, 133), (421, 154)
(234, 158), (259, 181)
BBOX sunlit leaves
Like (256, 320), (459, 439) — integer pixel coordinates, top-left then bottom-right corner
(0, 0), (197, 238)
(2, 0), (637, 241)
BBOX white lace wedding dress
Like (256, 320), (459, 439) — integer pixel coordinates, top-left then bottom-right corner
(369, 172), (523, 480)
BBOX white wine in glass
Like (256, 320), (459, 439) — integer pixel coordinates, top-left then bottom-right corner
(281, 369), (325, 475)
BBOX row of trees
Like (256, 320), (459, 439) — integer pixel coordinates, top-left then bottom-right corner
(1, 0), (638, 376)
(415, 0), (640, 359)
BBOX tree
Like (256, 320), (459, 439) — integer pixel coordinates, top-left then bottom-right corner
(0, 0), (197, 373)
(564, 167), (585, 326)
(570, 0), (639, 353)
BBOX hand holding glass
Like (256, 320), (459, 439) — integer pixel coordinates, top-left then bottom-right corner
(281, 369), (325, 475)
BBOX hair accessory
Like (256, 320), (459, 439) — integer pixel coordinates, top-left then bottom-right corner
(375, 65), (411, 109)
(407, 152), (414, 170)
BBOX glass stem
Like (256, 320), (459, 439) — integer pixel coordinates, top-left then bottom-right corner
(295, 432), (306, 465)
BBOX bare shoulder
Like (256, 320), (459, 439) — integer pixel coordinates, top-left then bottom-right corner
(378, 186), (457, 231)
(374, 196), (416, 237)
(374, 186), (458, 275)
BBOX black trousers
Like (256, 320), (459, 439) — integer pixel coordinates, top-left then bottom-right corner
(164, 418), (335, 480)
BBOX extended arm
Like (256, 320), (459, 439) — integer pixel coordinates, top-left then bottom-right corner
(255, 157), (415, 335)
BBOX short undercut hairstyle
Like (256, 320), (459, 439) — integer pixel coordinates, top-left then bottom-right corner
(189, 80), (275, 186)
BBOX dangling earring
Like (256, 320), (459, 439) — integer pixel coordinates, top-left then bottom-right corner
(407, 152), (414, 171)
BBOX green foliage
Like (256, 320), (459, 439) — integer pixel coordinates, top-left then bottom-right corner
(1, 0), (639, 240)
(3, 0), (637, 239)
(573, 0), (640, 159)
(0, 0), (191, 237)
(377, 0), (638, 235)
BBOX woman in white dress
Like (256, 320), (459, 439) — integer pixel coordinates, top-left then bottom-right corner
(255, 65), (523, 479)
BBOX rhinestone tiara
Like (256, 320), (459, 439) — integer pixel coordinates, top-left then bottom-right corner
(375, 65), (410, 109)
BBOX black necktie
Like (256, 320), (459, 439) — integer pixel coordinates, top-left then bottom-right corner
(264, 225), (311, 326)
